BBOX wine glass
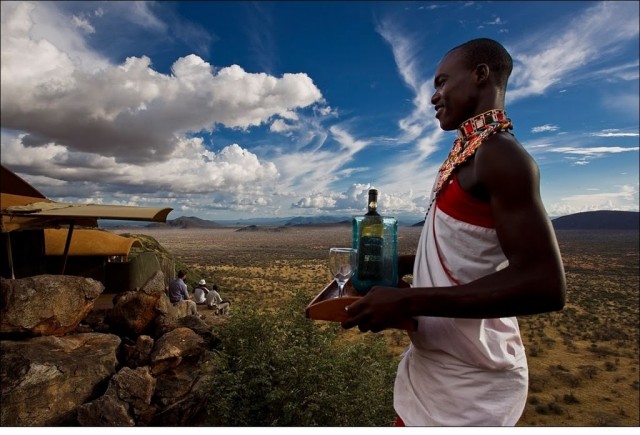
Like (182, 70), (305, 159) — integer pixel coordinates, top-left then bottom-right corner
(328, 247), (357, 298)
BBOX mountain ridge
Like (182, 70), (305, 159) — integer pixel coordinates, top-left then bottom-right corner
(551, 210), (638, 230)
(113, 210), (639, 231)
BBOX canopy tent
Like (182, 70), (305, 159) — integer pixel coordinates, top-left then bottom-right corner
(1, 164), (172, 277)
(45, 228), (143, 258)
(2, 200), (172, 232)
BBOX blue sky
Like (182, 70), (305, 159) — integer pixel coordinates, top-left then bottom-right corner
(1, 1), (638, 221)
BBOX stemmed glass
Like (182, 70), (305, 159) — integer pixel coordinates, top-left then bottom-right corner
(328, 247), (357, 298)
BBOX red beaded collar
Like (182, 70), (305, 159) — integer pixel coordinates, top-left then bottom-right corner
(436, 109), (512, 194)
(424, 109), (512, 219)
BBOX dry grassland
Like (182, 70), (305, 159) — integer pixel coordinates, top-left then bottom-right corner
(123, 226), (639, 427)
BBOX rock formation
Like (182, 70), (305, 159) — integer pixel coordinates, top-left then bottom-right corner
(1, 275), (104, 337)
(1, 333), (121, 426)
(0, 271), (221, 426)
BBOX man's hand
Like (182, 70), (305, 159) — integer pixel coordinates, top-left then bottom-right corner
(341, 286), (411, 333)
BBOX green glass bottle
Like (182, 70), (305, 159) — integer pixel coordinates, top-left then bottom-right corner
(357, 189), (384, 281)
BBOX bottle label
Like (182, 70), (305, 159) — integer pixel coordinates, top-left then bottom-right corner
(358, 236), (384, 281)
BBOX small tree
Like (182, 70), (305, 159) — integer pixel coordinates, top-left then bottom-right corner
(202, 290), (399, 426)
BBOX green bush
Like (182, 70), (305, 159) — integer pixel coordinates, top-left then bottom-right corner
(202, 290), (399, 426)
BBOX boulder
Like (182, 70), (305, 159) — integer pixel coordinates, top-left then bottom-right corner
(155, 292), (192, 325)
(150, 327), (204, 375)
(0, 333), (120, 426)
(120, 335), (155, 369)
(151, 351), (218, 426)
(76, 394), (134, 426)
(106, 271), (168, 337)
(155, 314), (221, 350)
(77, 366), (156, 426)
(107, 290), (164, 337)
(1, 275), (104, 337)
(106, 271), (196, 338)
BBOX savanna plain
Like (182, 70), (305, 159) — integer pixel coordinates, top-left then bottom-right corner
(121, 225), (639, 426)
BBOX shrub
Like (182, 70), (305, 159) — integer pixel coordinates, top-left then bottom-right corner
(563, 392), (580, 404)
(202, 290), (399, 426)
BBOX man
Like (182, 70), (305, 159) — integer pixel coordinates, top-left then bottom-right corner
(206, 284), (230, 315)
(168, 270), (199, 317)
(342, 38), (566, 426)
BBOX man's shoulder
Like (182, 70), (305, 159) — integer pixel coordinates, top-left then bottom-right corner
(483, 130), (520, 147)
(477, 131), (530, 163)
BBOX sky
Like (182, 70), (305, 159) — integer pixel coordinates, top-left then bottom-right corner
(1, 1), (638, 222)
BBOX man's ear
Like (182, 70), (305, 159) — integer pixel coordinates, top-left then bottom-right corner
(475, 63), (490, 84)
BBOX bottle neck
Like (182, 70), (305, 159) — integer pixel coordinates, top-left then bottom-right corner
(366, 193), (379, 216)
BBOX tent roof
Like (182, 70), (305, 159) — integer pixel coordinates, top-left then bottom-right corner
(1, 165), (172, 232)
(44, 228), (142, 257)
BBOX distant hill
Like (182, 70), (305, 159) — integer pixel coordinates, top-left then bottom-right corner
(284, 216), (352, 226)
(141, 211), (638, 231)
(552, 210), (638, 230)
(409, 210), (639, 230)
(236, 225), (296, 233)
(146, 216), (223, 229)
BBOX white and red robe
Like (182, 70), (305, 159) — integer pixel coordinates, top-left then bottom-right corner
(394, 174), (528, 426)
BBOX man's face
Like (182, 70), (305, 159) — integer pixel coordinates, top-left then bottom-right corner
(431, 49), (478, 131)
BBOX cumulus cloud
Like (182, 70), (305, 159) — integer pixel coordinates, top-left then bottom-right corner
(0, 1), (321, 213)
(1, 7), (323, 164)
(292, 182), (429, 217)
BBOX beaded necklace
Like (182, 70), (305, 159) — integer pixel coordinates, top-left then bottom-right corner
(424, 109), (513, 219)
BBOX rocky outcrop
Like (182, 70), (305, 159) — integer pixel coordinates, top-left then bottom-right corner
(106, 270), (191, 337)
(77, 366), (156, 426)
(0, 272), (223, 427)
(150, 327), (205, 375)
(1, 275), (104, 337)
(0, 333), (121, 426)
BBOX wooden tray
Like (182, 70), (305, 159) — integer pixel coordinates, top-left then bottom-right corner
(305, 280), (417, 331)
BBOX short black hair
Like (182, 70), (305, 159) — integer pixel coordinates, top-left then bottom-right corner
(448, 38), (513, 90)
(178, 270), (187, 278)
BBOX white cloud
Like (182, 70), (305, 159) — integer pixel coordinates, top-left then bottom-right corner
(270, 119), (296, 134)
(376, 19), (439, 145)
(484, 17), (505, 26)
(589, 129), (639, 138)
(1, 2), (323, 165)
(508, 2), (639, 102)
(0, 0), (326, 215)
(547, 185), (639, 216)
(531, 124), (559, 133)
(72, 15), (95, 34)
(549, 146), (639, 156)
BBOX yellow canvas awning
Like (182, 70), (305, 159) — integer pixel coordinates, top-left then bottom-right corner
(1, 165), (172, 232)
(1, 201), (172, 232)
(1, 164), (173, 277)
(45, 228), (142, 257)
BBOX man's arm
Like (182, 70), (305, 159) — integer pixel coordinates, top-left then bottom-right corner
(343, 134), (565, 332)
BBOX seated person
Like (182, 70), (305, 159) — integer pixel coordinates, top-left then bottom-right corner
(206, 284), (230, 315)
(168, 270), (199, 317)
(193, 279), (210, 305)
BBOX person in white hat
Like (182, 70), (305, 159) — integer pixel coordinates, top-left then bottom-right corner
(193, 279), (210, 304)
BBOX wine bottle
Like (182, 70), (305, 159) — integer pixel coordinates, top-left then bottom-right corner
(357, 189), (384, 281)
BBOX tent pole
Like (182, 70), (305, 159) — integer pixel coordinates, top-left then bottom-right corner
(6, 232), (15, 279)
(60, 223), (74, 275)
